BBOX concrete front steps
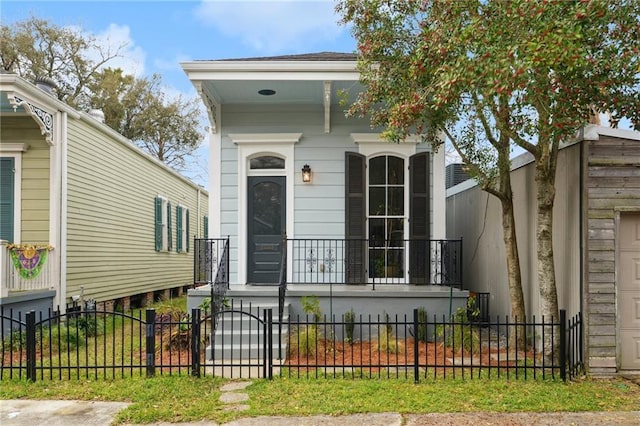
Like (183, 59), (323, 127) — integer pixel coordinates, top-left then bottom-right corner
(207, 303), (289, 361)
(187, 286), (289, 361)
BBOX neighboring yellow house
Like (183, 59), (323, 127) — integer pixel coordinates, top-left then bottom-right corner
(0, 73), (208, 322)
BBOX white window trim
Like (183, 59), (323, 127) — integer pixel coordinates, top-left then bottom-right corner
(158, 196), (170, 252)
(0, 144), (28, 243)
(231, 133), (301, 285)
(352, 132), (446, 240)
(352, 133), (419, 282)
(177, 204), (189, 253)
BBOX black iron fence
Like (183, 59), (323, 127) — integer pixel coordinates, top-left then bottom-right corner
(1, 304), (582, 382)
(287, 238), (462, 288)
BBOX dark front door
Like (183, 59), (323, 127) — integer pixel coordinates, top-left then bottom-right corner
(248, 176), (285, 284)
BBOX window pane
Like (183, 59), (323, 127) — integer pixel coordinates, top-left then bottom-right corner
(368, 218), (385, 247)
(387, 249), (404, 277)
(369, 156), (385, 184)
(369, 249), (385, 278)
(250, 156), (285, 169)
(388, 187), (404, 215)
(369, 187), (385, 216)
(252, 182), (282, 235)
(388, 156), (404, 184)
(388, 219), (404, 247)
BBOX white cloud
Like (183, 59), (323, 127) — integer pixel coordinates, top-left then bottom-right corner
(93, 24), (146, 77)
(69, 23), (146, 77)
(154, 54), (191, 73)
(195, 0), (346, 54)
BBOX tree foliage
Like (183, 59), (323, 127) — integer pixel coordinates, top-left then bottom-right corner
(87, 69), (203, 171)
(339, 0), (639, 352)
(1, 17), (203, 172)
(0, 17), (124, 108)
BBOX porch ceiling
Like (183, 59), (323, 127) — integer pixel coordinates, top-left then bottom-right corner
(181, 55), (363, 106)
(197, 79), (362, 106)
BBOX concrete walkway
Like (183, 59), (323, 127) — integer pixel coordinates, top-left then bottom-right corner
(0, 399), (130, 425)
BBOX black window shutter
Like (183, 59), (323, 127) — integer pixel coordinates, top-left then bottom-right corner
(154, 197), (162, 251)
(409, 152), (430, 283)
(345, 151), (366, 283)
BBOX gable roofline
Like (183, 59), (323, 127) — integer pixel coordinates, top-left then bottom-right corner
(216, 52), (358, 62)
(0, 72), (81, 118)
(1, 73), (207, 194)
(181, 51), (359, 81)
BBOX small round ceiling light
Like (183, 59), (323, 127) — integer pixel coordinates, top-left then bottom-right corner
(258, 89), (276, 96)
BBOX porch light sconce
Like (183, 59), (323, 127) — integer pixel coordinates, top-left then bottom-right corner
(301, 164), (312, 183)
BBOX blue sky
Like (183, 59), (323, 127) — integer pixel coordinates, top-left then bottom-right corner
(2, 1), (357, 187)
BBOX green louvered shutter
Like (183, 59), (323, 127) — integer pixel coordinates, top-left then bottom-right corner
(203, 215), (208, 239)
(0, 158), (15, 243)
(176, 205), (183, 252)
(154, 196), (162, 251)
(186, 209), (190, 252)
(167, 201), (173, 251)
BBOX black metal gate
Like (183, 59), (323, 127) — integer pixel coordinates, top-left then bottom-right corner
(197, 307), (273, 379)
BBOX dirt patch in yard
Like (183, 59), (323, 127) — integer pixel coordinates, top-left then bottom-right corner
(285, 337), (538, 373)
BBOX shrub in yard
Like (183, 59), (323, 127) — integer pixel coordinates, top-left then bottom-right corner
(344, 308), (356, 345)
(289, 295), (324, 357)
(415, 307), (428, 343)
(301, 295), (322, 323)
(376, 312), (403, 354)
(40, 324), (85, 352)
(435, 298), (480, 353)
(68, 315), (104, 337)
(289, 324), (320, 357)
(2, 328), (26, 349)
(160, 310), (192, 350)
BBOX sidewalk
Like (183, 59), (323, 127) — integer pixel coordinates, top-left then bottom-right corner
(2, 399), (639, 426)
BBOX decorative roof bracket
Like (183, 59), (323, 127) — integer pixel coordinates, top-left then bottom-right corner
(8, 94), (55, 145)
(195, 81), (219, 134)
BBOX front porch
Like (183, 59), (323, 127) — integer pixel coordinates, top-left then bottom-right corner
(188, 283), (469, 321)
(190, 237), (468, 320)
(194, 237), (463, 289)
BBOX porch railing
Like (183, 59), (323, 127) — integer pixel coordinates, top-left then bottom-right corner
(194, 238), (230, 337)
(1, 241), (55, 297)
(193, 238), (229, 288)
(287, 238), (462, 288)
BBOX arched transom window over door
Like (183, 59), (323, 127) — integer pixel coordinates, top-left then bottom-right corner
(368, 155), (405, 279)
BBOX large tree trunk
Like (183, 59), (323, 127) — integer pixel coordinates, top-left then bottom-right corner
(535, 162), (560, 364)
(501, 198), (527, 348)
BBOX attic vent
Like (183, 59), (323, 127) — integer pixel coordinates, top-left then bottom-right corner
(88, 109), (105, 123)
(34, 76), (58, 94)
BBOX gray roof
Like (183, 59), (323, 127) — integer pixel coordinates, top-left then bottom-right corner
(216, 52), (358, 62)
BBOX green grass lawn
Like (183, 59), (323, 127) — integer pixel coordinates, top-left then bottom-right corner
(1, 376), (638, 424)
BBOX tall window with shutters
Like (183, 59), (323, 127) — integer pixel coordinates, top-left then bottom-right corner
(345, 151), (430, 283)
(176, 205), (190, 253)
(154, 196), (172, 252)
